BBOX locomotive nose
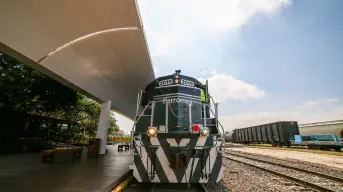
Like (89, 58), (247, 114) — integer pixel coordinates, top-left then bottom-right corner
(170, 153), (187, 169)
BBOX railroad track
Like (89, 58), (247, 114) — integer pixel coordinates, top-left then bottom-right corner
(110, 173), (229, 192)
(224, 152), (343, 192)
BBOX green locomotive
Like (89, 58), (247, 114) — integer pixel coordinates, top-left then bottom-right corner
(130, 70), (225, 185)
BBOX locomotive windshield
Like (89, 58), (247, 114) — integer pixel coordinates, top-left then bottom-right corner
(154, 85), (202, 98)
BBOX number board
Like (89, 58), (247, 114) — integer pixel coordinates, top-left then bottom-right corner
(181, 79), (195, 87)
(158, 79), (173, 87)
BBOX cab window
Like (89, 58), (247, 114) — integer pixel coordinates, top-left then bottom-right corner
(178, 86), (201, 97)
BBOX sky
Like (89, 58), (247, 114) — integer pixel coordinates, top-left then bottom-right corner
(115, 0), (343, 134)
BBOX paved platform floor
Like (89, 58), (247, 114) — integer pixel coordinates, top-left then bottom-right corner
(0, 145), (133, 192)
(230, 147), (343, 169)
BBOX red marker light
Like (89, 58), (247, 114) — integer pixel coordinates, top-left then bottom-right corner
(193, 124), (199, 132)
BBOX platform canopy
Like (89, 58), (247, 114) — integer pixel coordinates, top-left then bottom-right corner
(0, 0), (155, 119)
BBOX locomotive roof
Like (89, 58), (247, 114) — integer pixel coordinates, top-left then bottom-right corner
(144, 72), (206, 90)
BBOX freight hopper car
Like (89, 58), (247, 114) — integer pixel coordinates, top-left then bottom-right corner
(129, 70), (225, 185)
(232, 121), (299, 147)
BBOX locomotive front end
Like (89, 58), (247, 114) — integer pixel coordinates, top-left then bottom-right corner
(130, 70), (225, 184)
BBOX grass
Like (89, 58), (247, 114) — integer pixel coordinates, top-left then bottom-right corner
(246, 145), (343, 157)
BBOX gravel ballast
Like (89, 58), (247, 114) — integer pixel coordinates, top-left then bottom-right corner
(222, 158), (316, 192)
(228, 150), (343, 179)
(226, 154), (343, 192)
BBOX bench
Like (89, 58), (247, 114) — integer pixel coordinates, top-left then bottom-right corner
(118, 145), (123, 152)
(118, 144), (130, 152)
(41, 147), (83, 163)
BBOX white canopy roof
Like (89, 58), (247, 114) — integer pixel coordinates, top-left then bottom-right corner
(0, 0), (155, 119)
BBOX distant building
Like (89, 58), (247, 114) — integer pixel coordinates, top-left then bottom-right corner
(111, 130), (125, 137)
(299, 120), (343, 138)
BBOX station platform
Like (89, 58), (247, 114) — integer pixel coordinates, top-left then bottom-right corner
(0, 144), (133, 192)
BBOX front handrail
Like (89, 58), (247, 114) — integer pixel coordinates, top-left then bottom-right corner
(217, 138), (226, 154)
(210, 96), (226, 139)
(188, 99), (225, 138)
(135, 89), (143, 118)
(130, 90), (142, 154)
(130, 101), (153, 154)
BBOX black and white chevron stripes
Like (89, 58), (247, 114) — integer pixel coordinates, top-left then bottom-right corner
(131, 134), (224, 184)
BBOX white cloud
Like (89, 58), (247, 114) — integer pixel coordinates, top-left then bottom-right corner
(114, 97), (342, 134)
(219, 98), (343, 132)
(145, 26), (177, 56)
(114, 97), (342, 135)
(297, 98), (339, 110)
(116, 0), (340, 136)
(179, 0), (290, 32)
(198, 69), (218, 76)
(113, 1), (341, 138)
(197, 73), (265, 102)
(138, 0), (291, 56)
(113, 112), (133, 134)
(154, 67), (160, 76)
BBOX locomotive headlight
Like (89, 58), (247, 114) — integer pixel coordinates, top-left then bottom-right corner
(174, 75), (179, 83)
(147, 127), (157, 137)
(200, 127), (209, 136)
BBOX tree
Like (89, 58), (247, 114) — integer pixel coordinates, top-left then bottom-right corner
(0, 51), (81, 142)
(60, 94), (101, 140)
(0, 51), (77, 114)
(108, 115), (120, 135)
(0, 51), (120, 143)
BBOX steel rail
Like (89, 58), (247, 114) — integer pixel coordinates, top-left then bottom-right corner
(226, 151), (343, 183)
(224, 155), (337, 192)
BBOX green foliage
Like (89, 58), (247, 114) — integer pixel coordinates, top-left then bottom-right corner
(108, 114), (120, 135)
(75, 133), (89, 143)
(62, 94), (101, 137)
(0, 52), (77, 114)
(0, 51), (120, 142)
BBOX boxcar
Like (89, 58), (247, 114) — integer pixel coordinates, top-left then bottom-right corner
(232, 121), (299, 147)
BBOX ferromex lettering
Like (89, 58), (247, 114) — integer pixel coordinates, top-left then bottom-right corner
(162, 98), (192, 105)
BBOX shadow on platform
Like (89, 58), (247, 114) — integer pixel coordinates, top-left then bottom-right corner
(0, 145), (133, 192)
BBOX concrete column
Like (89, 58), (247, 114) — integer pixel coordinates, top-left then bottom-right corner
(96, 100), (111, 155)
